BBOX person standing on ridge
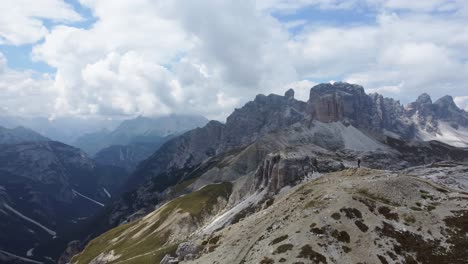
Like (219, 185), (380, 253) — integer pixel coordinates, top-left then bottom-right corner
(357, 158), (361, 168)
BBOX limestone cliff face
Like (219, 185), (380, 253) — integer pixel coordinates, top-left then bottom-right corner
(308, 82), (373, 126)
(253, 154), (316, 194)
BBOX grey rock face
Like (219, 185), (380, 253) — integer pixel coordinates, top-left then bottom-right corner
(433, 95), (468, 127)
(57, 240), (82, 264)
(176, 242), (199, 261)
(160, 254), (179, 264)
(254, 154), (316, 194)
(308, 82), (373, 125)
(284, 88), (295, 99)
(223, 93), (307, 150)
(253, 152), (349, 194)
(307, 83), (468, 140)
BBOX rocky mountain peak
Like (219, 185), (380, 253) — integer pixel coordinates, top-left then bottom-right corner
(309, 82), (366, 99)
(308, 82), (372, 126)
(435, 95), (459, 111)
(416, 93), (432, 105)
(284, 88), (295, 99)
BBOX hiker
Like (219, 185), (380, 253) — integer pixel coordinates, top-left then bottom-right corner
(357, 158), (361, 168)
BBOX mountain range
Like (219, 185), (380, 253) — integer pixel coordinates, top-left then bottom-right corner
(0, 114), (208, 263)
(0, 140), (129, 263)
(68, 82), (468, 264)
(0, 126), (49, 144)
(0, 116), (121, 145)
(1, 82), (468, 264)
(73, 115), (208, 172)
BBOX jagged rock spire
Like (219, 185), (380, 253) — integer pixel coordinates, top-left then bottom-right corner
(435, 95), (458, 110)
(284, 88), (295, 99)
(416, 93), (432, 105)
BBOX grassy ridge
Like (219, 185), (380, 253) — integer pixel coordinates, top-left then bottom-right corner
(72, 182), (232, 264)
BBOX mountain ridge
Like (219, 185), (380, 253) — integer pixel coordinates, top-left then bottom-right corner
(84, 82), (468, 242)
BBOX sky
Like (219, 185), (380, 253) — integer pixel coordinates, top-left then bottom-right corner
(0, 0), (468, 121)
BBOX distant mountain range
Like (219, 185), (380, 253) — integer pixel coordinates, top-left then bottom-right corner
(73, 114), (208, 172)
(69, 82), (468, 264)
(0, 140), (129, 262)
(73, 114), (208, 156)
(0, 116), (120, 144)
(0, 126), (49, 144)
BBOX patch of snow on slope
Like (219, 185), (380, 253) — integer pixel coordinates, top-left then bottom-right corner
(0, 250), (43, 264)
(26, 248), (34, 257)
(418, 122), (468, 147)
(2, 203), (56, 236)
(201, 190), (266, 234)
(72, 189), (105, 207)
(103, 188), (111, 198)
(89, 250), (121, 263)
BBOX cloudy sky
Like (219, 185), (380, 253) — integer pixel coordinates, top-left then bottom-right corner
(1, 0), (468, 120)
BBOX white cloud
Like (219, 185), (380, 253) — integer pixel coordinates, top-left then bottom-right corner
(291, 10), (468, 100)
(1, 0), (468, 120)
(284, 79), (317, 101)
(0, 52), (56, 116)
(0, 0), (81, 45)
(30, 0), (298, 120)
(454, 96), (468, 111)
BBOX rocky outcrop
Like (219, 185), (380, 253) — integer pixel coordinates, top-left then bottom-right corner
(254, 154), (316, 194)
(175, 242), (200, 261)
(223, 93), (307, 150)
(253, 152), (348, 194)
(57, 240), (82, 264)
(308, 82), (373, 126)
(434, 95), (468, 127)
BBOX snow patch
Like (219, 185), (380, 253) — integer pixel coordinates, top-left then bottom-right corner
(2, 203), (56, 236)
(72, 189), (105, 207)
(26, 248), (34, 257)
(202, 190), (267, 234)
(417, 122), (468, 147)
(103, 187), (112, 198)
(90, 250), (121, 263)
(0, 250), (43, 264)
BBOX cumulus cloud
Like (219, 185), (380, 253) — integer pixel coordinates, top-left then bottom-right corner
(291, 10), (468, 101)
(1, 0), (468, 120)
(30, 0), (298, 120)
(0, 0), (81, 45)
(0, 52), (56, 115)
(284, 79), (317, 101)
(454, 96), (468, 111)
